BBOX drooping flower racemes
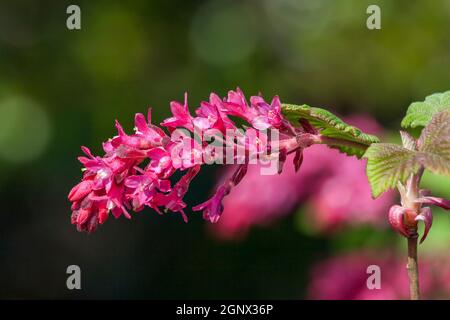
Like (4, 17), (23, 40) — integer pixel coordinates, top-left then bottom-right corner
(69, 88), (379, 232)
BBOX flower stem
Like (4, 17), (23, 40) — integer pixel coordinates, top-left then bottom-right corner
(406, 234), (420, 300)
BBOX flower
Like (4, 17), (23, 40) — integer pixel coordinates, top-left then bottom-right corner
(222, 88), (251, 119)
(388, 179), (450, 243)
(250, 95), (283, 129)
(388, 198), (448, 244)
(161, 93), (194, 132)
(193, 164), (248, 223)
(69, 88), (316, 232)
(193, 93), (235, 132)
(68, 180), (93, 202)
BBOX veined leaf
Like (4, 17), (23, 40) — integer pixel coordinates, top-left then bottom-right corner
(365, 112), (450, 198)
(402, 91), (450, 128)
(400, 130), (417, 151)
(282, 104), (379, 158)
(363, 143), (421, 198)
(418, 110), (450, 178)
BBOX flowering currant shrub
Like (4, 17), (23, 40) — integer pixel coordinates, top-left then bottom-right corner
(68, 88), (449, 299)
(68, 88), (378, 232)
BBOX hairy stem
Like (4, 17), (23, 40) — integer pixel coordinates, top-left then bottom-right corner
(402, 167), (424, 300)
(407, 234), (420, 300)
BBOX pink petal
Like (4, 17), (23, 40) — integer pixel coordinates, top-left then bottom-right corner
(68, 180), (93, 202)
(98, 208), (109, 225)
(193, 186), (226, 223)
(251, 115), (271, 130)
(416, 196), (450, 210)
(227, 87), (247, 106)
(134, 113), (149, 133)
(293, 149), (303, 172)
(170, 101), (186, 118)
(76, 208), (91, 226)
(157, 179), (171, 192)
(81, 146), (94, 158)
(277, 149), (287, 174)
(192, 117), (211, 130)
(388, 205), (409, 238)
(124, 176), (142, 189)
(147, 147), (167, 160)
(415, 207), (433, 244)
(271, 95), (281, 113)
(250, 95), (266, 107)
(77, 156), (91, 165)
(231, 164), (248, 186)
(209, 92), (223, 107)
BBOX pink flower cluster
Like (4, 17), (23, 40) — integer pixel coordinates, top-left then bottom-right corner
(68, 89), (312, 232)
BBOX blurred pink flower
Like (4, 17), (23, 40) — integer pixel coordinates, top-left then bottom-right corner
(209, 115), (395, 239)
(308, 251), (450, 300)
(305, 147), (394, 232)
(208, 154), (314, 239)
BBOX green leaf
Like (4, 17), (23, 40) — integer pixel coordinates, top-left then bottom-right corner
(282, 104), (380, 158)
(401, 91), (450, 128)
(399, 130), (417, 151)
(363, 143), (421, 198)
(365, 111), (450, 198)
(418, 110), (450, 178)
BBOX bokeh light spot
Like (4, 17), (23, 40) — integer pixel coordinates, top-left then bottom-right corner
(0, 95), (50, 163)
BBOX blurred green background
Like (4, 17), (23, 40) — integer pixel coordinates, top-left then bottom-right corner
(0, 0), (449, 298)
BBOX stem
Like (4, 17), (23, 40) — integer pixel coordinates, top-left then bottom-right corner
(407, 234), (420, 300)
(401, 167), (424, 300)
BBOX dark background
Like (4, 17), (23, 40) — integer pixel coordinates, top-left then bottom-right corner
(0, 0), (449, 298)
